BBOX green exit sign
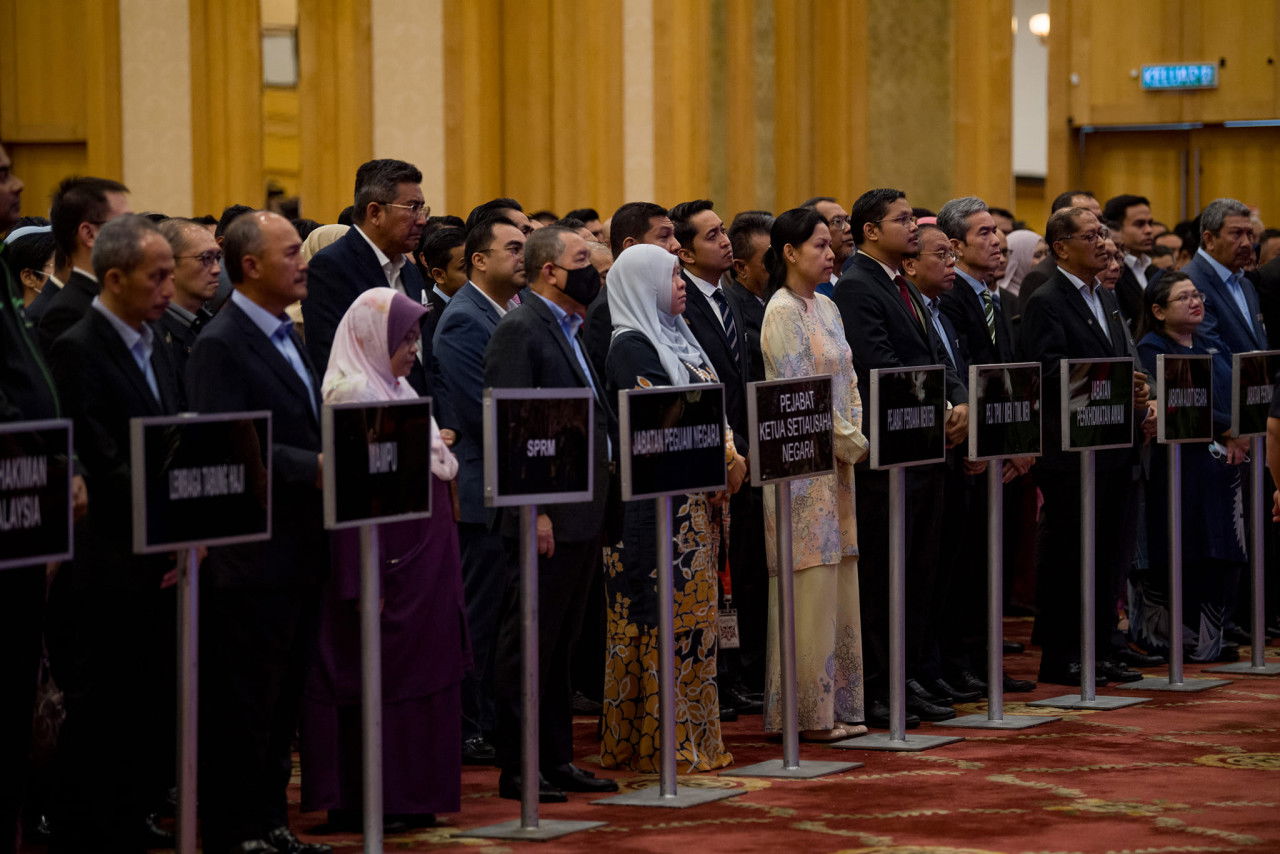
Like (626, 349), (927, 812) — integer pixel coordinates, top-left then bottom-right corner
(1141, 63), (1218, 91)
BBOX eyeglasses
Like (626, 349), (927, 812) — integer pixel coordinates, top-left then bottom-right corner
(383, 201), (430, 218)
(875, 213), (917, 228)
(828, 215), (852, 230)
(176, 250), (224, 267)
(1165, 289), (1206, 304)
(917, 249), (959, 262)
(1063, 230), (1103, 244)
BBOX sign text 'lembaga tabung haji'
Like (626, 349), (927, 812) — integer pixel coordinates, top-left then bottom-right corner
(1231, 351), (1280, 438)
(620, 383), (726, 500)
(968, 363), (1042, 461)
(0, 419), (73, 571)
(1156, 354), (1213, 444)
(323, 399), (433, 529)
(1060, 357), (1135, 452)
(131, 412), (272, 553)
(748, 375), (835, 486)
(869, 366), (946, 469)
(483, 387), (594, 508)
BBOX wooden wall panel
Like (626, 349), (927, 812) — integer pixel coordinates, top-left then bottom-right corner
(263, 88), (301, 199)
(501, 0), (554, 211)
(1193, 127), (1280, 222)
(443, 0), (503, 215)
(1078, 131), (1189, 224)
(1182, 2), (1279, 122)
(190, 0), (263, 216)
(1070, 0), (1184, 126)
(573, 0), (625, 215)
(952, 0), (1013, 208)
(298, 0), (371, 222)
(810, 0), (866, 211)
(651, 0), (712, 207)
(770, 0), (814, 211)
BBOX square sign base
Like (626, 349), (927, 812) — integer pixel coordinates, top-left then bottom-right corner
(731, 758), (861, 778)
(1206, 661), (1280, 676)
(1115, 675), (1230, 692)
(592, 786), (744, 808)
(934, 713), (1059, 730)
(1026, 693), (1150, 710)
(832, 732), (963, 752)
(456, 818), (606, 841)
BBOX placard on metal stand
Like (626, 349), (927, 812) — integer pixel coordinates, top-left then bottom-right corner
(1119, 355), (1229, 692)
(834, 366), (962, 752)
(733, 375), (861, 777)
(130, 411), (273, 854)
(323, 398), (435, 852)
(1208, 350), (1280, 676)
(937, 363), (1059, 730)
(458, 388), (604, 841)
(0, 418), (73, 572)
(1028, 358), (1149, 711)
(594, 382), (746, 807)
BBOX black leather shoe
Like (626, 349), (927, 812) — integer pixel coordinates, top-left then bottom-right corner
(952, 670), (989, 696)
(543, 763), (619, 793)
(866, 698), (920, 729)
(225, 841), (279, 854)
(719, 704), (739, 722)
(266, 826), (332, 854)
(498, 771), (568, 803)
(1038, 661), (1108, 687)
(572, 691), (603, 715)
(722, 685), (763, 714)
(1115, 648), (1166, 667)
(906, 693), (956, 721)
(906, 678), (952, 706)
(1097, 660), (1142, 683)
(1003, 673), (1036, 692)
(462, 735), (497, 765)
(1003, 640), (1025, 654)
(933, 676), (981, 703)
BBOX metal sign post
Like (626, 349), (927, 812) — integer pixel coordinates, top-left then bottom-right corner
(459, 388), (604, 841)
(938, 363), (1059, 730)
(1029, 358), (1149, 711)
(595, 383), (746, 807)
(734, 376), (861, 777)
(1209, 350), (1280, 676)
(130, 411), (273, 854)
(836, 366), (961, 752)
(1120, 355), (1227, 692)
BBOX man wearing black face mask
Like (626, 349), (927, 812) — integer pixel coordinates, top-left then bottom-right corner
(482, 226), (618, 801)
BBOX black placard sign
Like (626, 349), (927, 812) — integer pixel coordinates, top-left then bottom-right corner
(1231, 350), (1280, 438)
(0, 419), (72, 571)
(1156, 354), (1213, 444)
(747, 375), (835, 486)
(130, 412), (272, 553)
(868, 366), (946, 469)
(620, 383), (727, 500)
(1060, 357), (1134, 451)
(483, 388), (594, 507)
(968, 362), (1042, 461)
(323, 399), (433, 529)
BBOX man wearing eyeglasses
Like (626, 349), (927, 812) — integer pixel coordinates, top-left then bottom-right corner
(801, 196), (853, 297)
(301, 159), (435, 398)
(156, 217), (221, 386)
(1019, 206), (1152, 688)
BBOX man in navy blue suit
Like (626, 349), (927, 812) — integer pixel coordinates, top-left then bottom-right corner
(433, 215), (527, 765)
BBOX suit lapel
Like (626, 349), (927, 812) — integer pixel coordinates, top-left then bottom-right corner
(228, 302), (319, 423)
(858, 254), (927, 341)
(87, 310), (163, 415)
(1057, 276), (1114, 351)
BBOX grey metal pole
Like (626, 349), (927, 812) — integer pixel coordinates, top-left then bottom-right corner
(986, 464), (1004, 721)
(176, 546), (199, 854)
(519, 504), (540, 828)
(656, 495), (678, 796)
(1079, 449), (1097, 703)
(888, 467), (907, 742)
(359, 525), (383, 853)
(1168, 445), (1184, 685)
(775, 480), (800, 768)
(1251, 437), (1266, 669)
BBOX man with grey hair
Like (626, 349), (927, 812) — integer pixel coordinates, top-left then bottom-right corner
(156, 217), (221, 383)
(483, 225), (617, 802)
(938, 196), (1013, 367)
(1185, 198), (1266, 364)
(46, 214), (183, 852)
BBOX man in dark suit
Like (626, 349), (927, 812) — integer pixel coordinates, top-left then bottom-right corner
(1014, 190), (1101, 315)
(1102, 194), (1159, 333)
(45, 215), (182, 853)
(1018, 206), (1151, 687)
(724, 211), (773, 385)
(187, 211), (331, 854)
(38, 176), (131, 353)
(415, 225), (467, 348)
(1249, 254), (1280, 350)
(301, 159), (437, 399)
(433, 216), (527, 765)
(484, 225), (618, 801)
(1185, 198), (1268, 362)
(938, 197), (1015, 366)
(832, 188), (970, 727)
(155, 218), (220, 391)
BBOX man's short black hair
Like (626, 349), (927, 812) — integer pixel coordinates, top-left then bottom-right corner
(352, 159), (422, 225)
(609, 201), (668, 258)
(1102, 194), (1151, 226)
(727, 211), (774, 264)
(49, 176), (130, 261)
(800, 196), (837, 208)
(291, 218), (322, 241)
(668, 199), (715, 250)
(463, 215), (517, 277)
(849, 189), (907, 247)
(337, 206), (354, 226)
(565, 207), (599, 223)
(466, 198), (523, 233)
(192, 214), (218, 227)
(554, 217), (588, 231)
(988, 206), (1015, 221)
(418, 226), (466, 278)
(216, 204), (255, 240)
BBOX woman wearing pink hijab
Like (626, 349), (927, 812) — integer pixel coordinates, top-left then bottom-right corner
(301, 287), (466, 833)
(998, 228), (1047, 304)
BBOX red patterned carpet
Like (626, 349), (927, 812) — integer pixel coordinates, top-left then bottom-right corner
(286, 619), (1280, 854)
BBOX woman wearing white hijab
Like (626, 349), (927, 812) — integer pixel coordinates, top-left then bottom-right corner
(300, 287), (465, 832)
(597, 244), (743, 773)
